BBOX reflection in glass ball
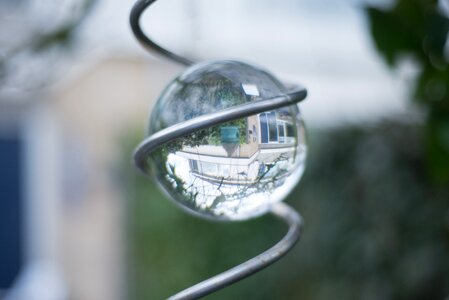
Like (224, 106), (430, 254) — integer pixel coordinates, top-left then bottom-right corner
(145, 61), (306, 220)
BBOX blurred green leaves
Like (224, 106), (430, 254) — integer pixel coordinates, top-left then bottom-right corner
(0, 0), (96, 92)
(31, 0), (96, 52)
(366, 0), (449, 184)
(366, 0), (447, 66)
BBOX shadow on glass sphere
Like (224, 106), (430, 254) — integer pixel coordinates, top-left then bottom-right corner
(146, 60), (306, 221)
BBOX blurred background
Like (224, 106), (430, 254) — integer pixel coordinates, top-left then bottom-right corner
(1, 0), (448, 299)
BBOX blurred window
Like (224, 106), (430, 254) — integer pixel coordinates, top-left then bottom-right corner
(0, 0), (25, 6)
(0, 136), (23, 290)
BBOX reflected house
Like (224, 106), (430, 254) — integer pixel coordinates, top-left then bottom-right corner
(176, 108), (299, 187)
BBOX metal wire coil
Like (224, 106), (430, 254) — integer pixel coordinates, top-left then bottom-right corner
(129, 1), (306, 298)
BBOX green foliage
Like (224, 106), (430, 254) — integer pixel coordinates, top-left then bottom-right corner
(124, 119), (449, 300)
(33, 0), (96, 52)
(0, 0), (96, 93)
(163, 119), (247, 154)
(366, 0), (449, 184)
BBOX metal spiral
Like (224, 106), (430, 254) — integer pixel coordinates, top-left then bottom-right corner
(130, 1), (307, 298)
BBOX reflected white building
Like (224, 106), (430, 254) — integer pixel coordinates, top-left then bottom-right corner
(176, 109), (301, 187)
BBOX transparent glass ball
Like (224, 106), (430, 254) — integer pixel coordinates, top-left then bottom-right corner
(146, 60), (306, 221)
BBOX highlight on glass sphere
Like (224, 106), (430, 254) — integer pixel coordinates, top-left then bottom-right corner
(145, 60), (307, 221)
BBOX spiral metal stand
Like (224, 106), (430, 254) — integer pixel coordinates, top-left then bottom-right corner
(130, 0), (306, 298)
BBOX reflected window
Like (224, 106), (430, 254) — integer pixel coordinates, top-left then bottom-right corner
(259, 112), (295, 144)
(190, 159), (232, 178)
(252, 125), (257, 142)
(286, 123), (295, 137)
(278, 123), (285, 143)
(201, 161), (218, 175)
(260, 113), (269, 143)
(260, 111), (279, 143)
(190, 159), (199, 172)
(267, 111), (278, 142)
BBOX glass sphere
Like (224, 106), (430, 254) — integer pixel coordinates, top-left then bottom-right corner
(146, 60), (306, 221)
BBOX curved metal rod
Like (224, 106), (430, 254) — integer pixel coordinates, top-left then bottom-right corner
(168, 202), (303, 300)
(130, 0), (194, 66)
(130, 2), (305, 299)
(133, 85), (306, 173)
